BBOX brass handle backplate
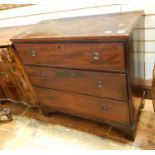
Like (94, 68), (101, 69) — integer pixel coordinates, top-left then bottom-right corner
(41, 73), (46, 80)
(31, 50), (37, 57)
(101, 105), (108, 112)
(48, 96), (55, 100)
(97, 80), (103, 88)
(92, 52), (100, 60)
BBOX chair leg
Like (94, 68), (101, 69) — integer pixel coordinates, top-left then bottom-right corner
(0, 99), (13, 121)
(0, 108), (13, 121)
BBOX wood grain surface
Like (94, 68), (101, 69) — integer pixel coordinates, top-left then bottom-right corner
(25, 66), (128, 100)
(35, 87), (130, 126)
(11, 11), (144, 42)
(14, 42), (125, 72)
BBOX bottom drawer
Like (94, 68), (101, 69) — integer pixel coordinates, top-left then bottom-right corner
(34, 87), (130, 126)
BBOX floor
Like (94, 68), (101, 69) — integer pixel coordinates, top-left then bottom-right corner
(0, 99), (154, 150)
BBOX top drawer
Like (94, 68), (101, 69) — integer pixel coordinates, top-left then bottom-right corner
(14, 43), (125, 72)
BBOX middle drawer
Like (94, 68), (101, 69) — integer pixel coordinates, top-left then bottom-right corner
(25, 66), (128, 100)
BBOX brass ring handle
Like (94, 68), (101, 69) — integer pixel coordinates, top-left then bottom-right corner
(97, 80), (103, 88)
(70, 71), (75, 77)
(31, 50), (37, 57)
(101, 105), (108, 112)
(48, 96), (55, 100)
(41, 73), (46, 80)
(92, 52), (100, 60)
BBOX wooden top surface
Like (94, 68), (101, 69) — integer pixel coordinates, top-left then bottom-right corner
(0, 11), (143, 46)
(12, 11), (143, 42)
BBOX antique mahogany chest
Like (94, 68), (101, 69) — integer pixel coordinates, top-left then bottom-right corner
(12, 11), (144, 140)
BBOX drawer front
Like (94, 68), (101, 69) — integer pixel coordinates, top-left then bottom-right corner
(26, 66), (128, 100)
(35, 87), (130, 125)
(14, 43), (125, 72)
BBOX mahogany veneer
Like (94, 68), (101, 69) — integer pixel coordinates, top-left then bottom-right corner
(14, 43), (125, 72)
(25, 66), (127, 100)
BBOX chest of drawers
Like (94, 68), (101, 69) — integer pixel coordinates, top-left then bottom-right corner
(12, 11), (144, 140)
